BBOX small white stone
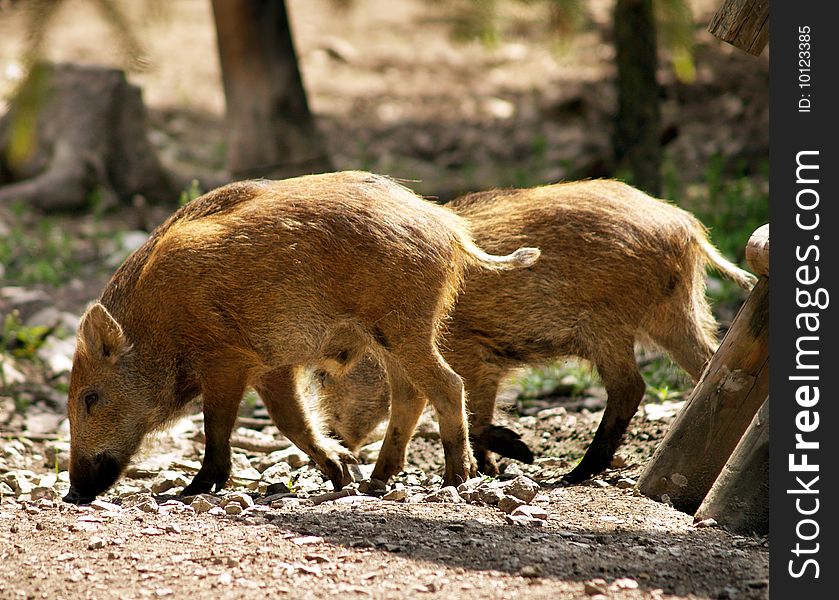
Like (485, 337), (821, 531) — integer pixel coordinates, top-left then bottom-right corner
(221, 491), (254, 509)
(150, 471), (189, 494)
(497, 494), (527, 514)
(87, 536), (106, 550)
(511, 505), (548, 520)
(269, 447), (307, 469)
(291, 535), (324, 546)
(584, 580), (607, 595)
(1, 361), (26, 386)
(610, 455), (627, 468)
(382, 488), (407, 502)
(37, 473), (58, 488)
(422, 486), (462, 504)
(477, 485), (505, 505)
(138, 499), (159, 514)
(694, 518), (718, 528)
(459, 489), (481, 503)
(501, 476), (541, 503)
(3, 472), (34, 494)
(613, 577), (639, 590)
(456, 477), (485, 493)
(30, 487), (58, 501)
(90, 499), (121, 512)
(224, 503), (243, 515)
(505, 514), (543, 527)
(36, 336), (76, 375)
(190, 495), (214, 514)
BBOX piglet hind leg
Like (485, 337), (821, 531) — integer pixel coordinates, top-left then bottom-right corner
(370, 362), (426, 484)
(462, 375), (503, 475)
(450, 356), (534, 475)
(255, 366), (356, 490)
(562, 348), (645, 484)
(182, 369), (247, 496)
(395, 348), (477, 486)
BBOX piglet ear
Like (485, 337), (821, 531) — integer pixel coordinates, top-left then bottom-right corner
(78, 303), (129, 364)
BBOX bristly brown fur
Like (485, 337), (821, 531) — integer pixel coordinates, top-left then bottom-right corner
(64, 171), (541, 501)
(316, 179), (756, 481)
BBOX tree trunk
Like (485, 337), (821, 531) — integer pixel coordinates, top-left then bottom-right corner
(211, 0), (333, 180)
(694, 399), (768, 535)
(613, 0), (661, 196)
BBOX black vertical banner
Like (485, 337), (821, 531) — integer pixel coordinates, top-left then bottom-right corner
(770, 2), (839, 596)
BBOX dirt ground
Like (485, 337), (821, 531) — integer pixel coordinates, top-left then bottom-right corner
(0, 1), (768, 599)
(0, 402), (768, 600)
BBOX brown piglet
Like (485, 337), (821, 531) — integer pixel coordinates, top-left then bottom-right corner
(316, 179), (757, 483)
(63, 171), (540, 503)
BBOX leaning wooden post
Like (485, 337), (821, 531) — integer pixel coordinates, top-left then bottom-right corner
(637, 225), (769, 513)
(694, 399), (769, 535)
(707, 0), (769, 56)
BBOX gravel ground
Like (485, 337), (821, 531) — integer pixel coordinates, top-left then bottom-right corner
(0, 397), (768, 600)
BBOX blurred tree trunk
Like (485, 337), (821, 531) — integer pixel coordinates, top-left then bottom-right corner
(613, 0), (661, 196)
(211, 0), (333, 180)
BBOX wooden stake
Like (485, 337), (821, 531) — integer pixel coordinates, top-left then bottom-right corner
(707, 0), (769, 56)
(637, 225), (769, 513)
(694, 399), (768, 535)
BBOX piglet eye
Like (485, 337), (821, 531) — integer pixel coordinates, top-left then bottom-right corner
(84, 392), (100, 412)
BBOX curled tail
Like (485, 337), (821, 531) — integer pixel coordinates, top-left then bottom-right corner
(699, 237), (757, 290)
(460, 236), (541, 271)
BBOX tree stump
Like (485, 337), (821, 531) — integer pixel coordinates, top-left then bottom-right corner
(707, 0), (769, 56)
(0, 62), (180, 211)
(694, 399), (768, 535)
(637, 225), (769, 513)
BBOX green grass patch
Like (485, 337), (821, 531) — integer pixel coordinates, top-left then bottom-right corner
(0, 201), (81, 286)
(513, 353), (692, 405)
(514, 360), (597, 400)
(1, 310), (49, 361)
(640, 354), (692, 403)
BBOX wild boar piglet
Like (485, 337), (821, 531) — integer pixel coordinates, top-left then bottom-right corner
(63, 171), (540, 503)
(316, 179), (756, 483)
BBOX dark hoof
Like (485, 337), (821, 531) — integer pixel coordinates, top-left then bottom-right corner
(322, 462), (346, 492)
(358, 478), (387, 495)
(181, 478), (217, 497)
(63, 487), (95, 504)
(476, 425), (535, 464)
(476, 452), (500, 476)
(562, 461), (605, 485)
(560, 472), (589, 485)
